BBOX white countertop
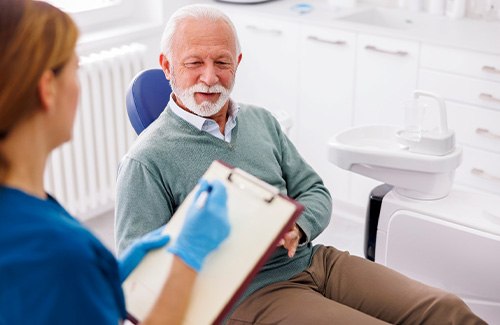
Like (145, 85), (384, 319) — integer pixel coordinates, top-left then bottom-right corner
(179, 0), (500, 55)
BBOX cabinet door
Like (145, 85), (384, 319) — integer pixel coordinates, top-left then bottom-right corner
(354, 34), (419, 126)
(351, 34), (419, 208)
(297, 25), (356, 203)
(228, 12), (300, 141)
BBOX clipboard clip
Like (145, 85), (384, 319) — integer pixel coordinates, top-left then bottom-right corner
(227, 168), (280, 203)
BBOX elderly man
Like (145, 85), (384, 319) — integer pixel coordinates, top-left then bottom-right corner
(115, 4), (485, 324)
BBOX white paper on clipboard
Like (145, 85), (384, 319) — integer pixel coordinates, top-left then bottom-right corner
(123, 160), (304, 324)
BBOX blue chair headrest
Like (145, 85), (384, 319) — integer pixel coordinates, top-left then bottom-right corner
(126, 68), (172, 135)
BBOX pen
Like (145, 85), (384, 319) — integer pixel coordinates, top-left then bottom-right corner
(195, 185), (212, 209)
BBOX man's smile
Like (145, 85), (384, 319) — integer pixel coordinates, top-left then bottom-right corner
(195, 92), (220, 103)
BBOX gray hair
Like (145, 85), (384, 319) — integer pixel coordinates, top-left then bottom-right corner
(160, 4), (241, 60)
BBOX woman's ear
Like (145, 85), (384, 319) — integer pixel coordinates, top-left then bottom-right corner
(37, 70), (56, 112)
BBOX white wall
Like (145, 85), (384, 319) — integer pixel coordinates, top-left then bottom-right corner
(73, 0), (169, 69)
(363, 0), (500, 19)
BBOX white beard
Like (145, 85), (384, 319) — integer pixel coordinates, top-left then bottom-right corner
(170, 74), (233, 117)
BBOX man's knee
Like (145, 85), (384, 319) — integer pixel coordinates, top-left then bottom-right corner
(427, 292), (485, 325)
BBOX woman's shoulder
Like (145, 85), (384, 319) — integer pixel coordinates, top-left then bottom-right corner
(0, 207), (123, 323)
(0, 194), (113, 271)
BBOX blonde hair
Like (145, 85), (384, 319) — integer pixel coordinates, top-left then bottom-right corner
(160, 4), (241, 60)
(0, 0), (79, 179)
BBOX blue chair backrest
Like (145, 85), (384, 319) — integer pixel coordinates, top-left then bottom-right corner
(126, 68), (172, 135)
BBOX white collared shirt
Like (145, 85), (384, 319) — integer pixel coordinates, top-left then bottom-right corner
(168, 96), (239, 142)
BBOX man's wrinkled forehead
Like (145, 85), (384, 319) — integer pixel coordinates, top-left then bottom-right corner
(172, 17), (237, 55)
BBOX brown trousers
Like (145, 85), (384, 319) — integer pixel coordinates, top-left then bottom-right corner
(228, 245), (485, 325)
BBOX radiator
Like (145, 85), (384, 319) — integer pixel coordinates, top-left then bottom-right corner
(44, 43), (147, 220)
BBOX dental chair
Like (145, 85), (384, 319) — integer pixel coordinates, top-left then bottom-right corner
(328, 91), (500, 323)
(126, 68), (172, 135)
(125, 68), (293, 135)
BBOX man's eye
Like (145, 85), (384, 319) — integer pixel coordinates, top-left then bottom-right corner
(185, 62), (201, 67)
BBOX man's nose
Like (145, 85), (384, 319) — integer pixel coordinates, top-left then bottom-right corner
(199, 63), (219, 86)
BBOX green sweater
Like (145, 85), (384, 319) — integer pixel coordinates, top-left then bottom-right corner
(115, 103), (332, 310)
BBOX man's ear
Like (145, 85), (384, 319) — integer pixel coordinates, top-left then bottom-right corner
(37, 70), (56, 112)
(237, 53), (242, 66)
(159, 53), (172, 81)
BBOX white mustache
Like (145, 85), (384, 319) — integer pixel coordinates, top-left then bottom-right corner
(186, 83), (227, 95)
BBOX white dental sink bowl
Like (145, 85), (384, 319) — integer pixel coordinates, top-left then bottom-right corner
(328, 125), (462, 200)
(338, 8), (417, 30)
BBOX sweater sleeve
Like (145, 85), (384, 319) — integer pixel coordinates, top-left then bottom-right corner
(115, 156), (174, 254)
(276, 122), (332, 244)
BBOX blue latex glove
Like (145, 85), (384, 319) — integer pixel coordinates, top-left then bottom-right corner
(168, 179), (230, 272)
(118, 226), (170, 282)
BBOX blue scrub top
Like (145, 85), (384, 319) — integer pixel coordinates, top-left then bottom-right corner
(0, 186), (127, 324)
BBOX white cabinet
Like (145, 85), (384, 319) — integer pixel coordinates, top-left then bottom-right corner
(353, 34), (419, 126)
(297, 25), (356, 203)
(227, 12), (300, 141)
(419, 44), (500, 196)
(221, 7), (500, 211)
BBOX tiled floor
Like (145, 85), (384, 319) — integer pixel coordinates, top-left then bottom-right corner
(84, 209), (367, 258)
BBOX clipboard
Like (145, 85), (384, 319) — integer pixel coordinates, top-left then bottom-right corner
(122, 160), (304, 324)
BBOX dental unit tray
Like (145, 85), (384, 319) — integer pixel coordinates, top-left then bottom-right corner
(328, 91), (462, 200)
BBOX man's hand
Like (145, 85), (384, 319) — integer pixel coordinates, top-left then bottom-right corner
(278, 223), (303, 258)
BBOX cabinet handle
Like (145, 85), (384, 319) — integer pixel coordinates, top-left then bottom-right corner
(246, 25), (282, 35)
(475, 127), (500, 140)
(365, 45), (408, 57)
(482, 65), (500, 75)
(471, 168), (500, 182)
(479, 93), (500, 103)
(307, 36), (346, 46)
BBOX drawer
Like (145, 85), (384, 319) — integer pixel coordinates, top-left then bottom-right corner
(419, 69), (500, 111)
(447, 102), (500, 154)
(421, 44), (500, 83)
(301, 25), (356, 46)
(455, 146), (500, 196)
